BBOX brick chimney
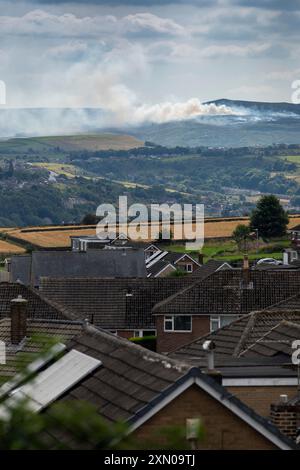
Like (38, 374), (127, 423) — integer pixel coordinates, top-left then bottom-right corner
(241, 254), (251, 288)
(270, 395), (300, 441)
(10, 295), (28, 345)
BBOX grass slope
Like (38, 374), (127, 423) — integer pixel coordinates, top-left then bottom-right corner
(0, 133), (144, 153)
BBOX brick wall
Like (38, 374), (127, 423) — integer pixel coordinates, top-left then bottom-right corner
(270, 403), (300, 440)
(117, 330), (134, 339)
(134, 384), (276, 450)
(156, 315), (210, 353)
(227, 386), (298, 417)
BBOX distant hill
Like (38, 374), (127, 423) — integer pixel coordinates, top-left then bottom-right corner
(126, 99), (300, 147)
(0, 133), (144, 152)
(205, 98), (300, 115)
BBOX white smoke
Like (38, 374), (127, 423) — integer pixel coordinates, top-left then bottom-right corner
(129, 99), (237, 124)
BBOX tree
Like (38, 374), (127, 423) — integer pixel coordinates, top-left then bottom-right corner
(250, 195), (289, 238)
(232, 224), (251, 251)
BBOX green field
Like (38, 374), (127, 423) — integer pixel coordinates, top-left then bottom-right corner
(282, 155), (300, 164)
(162, 237), (289, 263)
(0, 133), (144, 154)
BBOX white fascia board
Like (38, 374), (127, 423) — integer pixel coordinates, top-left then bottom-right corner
(223, 377), (299, 387)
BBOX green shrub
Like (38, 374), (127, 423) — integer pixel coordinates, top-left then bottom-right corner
(129, 336), (157, 352)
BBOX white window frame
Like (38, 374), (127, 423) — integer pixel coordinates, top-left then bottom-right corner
(133, 330), (143, 338)
(210, 315), (239, 332)
(291, 251), (298, 261)
(164, 315), (192, 333)
(186, 263), (193, 272)
(210, 316), (221, 332)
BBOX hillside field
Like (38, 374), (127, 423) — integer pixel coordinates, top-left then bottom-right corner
(3, 214), (300, 249)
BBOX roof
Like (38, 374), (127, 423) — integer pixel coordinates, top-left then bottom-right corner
(241, 321), (300, 358)
(30, 325), (297, 450)
(0, 283), (68, 322)
(170, 309), (300, 367)
(147, 260), (176, 277)
(39, 277), (194, 330)
(0, 317), (83, 382)
(10, 249), (147, 286)
(153, 269), (300, 315)
(191, 259), (232, 279)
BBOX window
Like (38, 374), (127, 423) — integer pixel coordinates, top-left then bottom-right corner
(164, 315), (192, 332)
(186, 263), (193, 272)
(210, 315), (238, 332)
(291, 251), (298, 261)
(134, 330), (156, 337)
(133, 330), (142, 338)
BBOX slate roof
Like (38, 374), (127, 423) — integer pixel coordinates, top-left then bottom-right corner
(0, 283), (67, 321)
(153, 270), (300, 315)
(0, 318), (83, 382)
(9, 249), (147, 286)
(170, 309), (300, 367)
(39, 277), (194, 330)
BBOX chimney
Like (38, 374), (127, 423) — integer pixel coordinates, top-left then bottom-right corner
(10, 295), (28, 345)
(202, 340), (222, 385)
(242, 254), (250, 287)
(270, 395), (300, 441)
(198, 253), (204, 265)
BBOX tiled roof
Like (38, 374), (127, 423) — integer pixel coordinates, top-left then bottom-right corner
(0, 318), (83, 382)
(42, 325), (297, 450)
(147, 259), (175, 277)
(191, 259), (231, 279)
(153, 270), (300, 315)
(54, 325), (190, 424)
(0, 283), (67, 321)
(241, 321), (300, 358)
(170, 310), (300, 366)
(40, 277), (194, 330)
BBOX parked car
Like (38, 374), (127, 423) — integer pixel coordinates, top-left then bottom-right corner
(256, 258), (282, 266)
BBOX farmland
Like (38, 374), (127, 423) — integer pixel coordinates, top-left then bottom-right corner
(2, 214), (300, 250)
(0, 133), (144, 154)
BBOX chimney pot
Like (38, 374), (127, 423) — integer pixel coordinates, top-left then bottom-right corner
(10, 295), (28, 345)
(280, 394), (288, 404)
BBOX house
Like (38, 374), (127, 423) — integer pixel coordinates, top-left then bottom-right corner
(146, 251), (201, 277)
(7, 248), (147, 287)
(152, 266), (300, 353)
(146, 251), (202, 277)
(282, 223), (300, 264)
(169, 308), (300, 419)
(71, 233), (161, 262)
(39, 277), (194, 339)
(0, 313), (296, 449)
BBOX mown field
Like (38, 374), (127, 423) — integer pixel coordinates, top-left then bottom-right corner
(0, 133), (144, 154)
(2, 214), (300, 250)
(0, 239), (26, 255)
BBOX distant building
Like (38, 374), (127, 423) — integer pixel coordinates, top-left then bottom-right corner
(6, 248), (147, 287)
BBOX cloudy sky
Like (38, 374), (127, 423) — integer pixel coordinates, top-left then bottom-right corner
(0, 0), (298, 112)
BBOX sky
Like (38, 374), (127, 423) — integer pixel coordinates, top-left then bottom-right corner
(0, 0), (298, 116)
